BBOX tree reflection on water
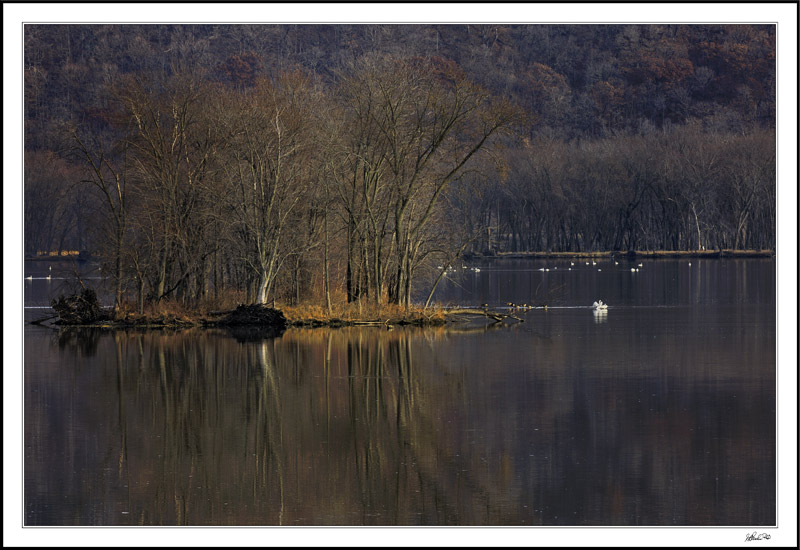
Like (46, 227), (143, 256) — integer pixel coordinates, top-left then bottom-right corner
(24, 322), (775, 526)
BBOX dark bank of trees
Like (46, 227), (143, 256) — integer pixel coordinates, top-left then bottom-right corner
(23, 24), (776, 310)
(476, 124), (775, 254)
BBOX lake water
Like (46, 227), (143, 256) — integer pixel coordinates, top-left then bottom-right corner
(22, 258), (776, 526)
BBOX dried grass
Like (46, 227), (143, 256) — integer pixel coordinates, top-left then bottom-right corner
(281, 300), (446, 325)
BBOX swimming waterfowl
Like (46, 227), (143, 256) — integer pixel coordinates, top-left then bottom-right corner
(592, 300), (608, 310)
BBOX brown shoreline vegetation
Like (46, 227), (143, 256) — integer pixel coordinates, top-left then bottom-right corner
(42, 304), (451, 330)
(40, 290), (455, 329)
(41, 299), (521, 330)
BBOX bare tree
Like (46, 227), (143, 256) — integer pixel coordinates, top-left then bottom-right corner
(117, 69), (216, 303)
(219, 71), (319, 304)
(71, 128), (130, 310)
(336, 54), (522, 307)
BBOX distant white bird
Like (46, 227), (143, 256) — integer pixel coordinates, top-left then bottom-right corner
(585, 262), (589, 265)
(45, 275), (51, 280)
(598, 268), (602, 271)
(570, 262), (575, 266)
(631, 268), (636, 272)
(539, 267), (545, 271)
(25, 275), (32, 280)
(638, 263), (643, 267)
(592, 300), (608, 310)
(688, 262), (692, 267)
(614, 261), (619, 265)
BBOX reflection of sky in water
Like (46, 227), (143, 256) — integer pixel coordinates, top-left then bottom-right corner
(429, 258), (775, 309)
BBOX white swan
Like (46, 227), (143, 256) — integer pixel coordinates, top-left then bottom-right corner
(592, 300), (608, 310)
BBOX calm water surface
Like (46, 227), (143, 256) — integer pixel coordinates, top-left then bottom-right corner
(23, 258), (776, 525)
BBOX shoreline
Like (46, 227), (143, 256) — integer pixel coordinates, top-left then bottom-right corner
(34, 315), (451, 331)
(25, 249), (775, 265)
(28, 251), (774, 330)
(489, 249), (774, 259)
(31, 304), (455, 330)
(31, 304), (527, 331)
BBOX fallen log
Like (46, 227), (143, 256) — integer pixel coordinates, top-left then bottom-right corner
(443, 308), (523, 323)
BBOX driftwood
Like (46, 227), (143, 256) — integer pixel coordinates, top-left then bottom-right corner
(350, 319), (385, 326)
(443, 308), (524, 323)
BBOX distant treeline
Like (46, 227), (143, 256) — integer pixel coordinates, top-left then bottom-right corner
(480, 126), (774, 254)
(23, 24), (776, 309)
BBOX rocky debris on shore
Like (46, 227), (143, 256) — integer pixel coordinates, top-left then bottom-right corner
(212, 304), (288, 329)
(50, 288), (110, 325)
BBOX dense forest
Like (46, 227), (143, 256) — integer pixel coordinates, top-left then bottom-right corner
(23, 24), (776, 310)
